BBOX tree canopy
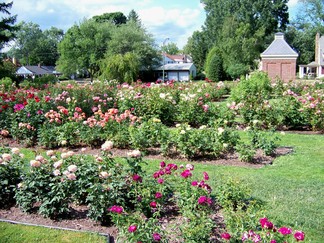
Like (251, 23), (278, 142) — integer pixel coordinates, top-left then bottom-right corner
(188, 0), (290, 79)
(57, 19), (112, 81)
(285, 0), (324, 65)
(161, 42), (180, 55)
(93, 12), (127, 25)
(8, 22), (64, 66)
(0, 1), (17, 49)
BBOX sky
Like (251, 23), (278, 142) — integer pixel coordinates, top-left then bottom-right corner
(4, 0), (300, 50)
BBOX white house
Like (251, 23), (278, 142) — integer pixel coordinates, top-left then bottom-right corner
(16, 65), (61, 78)
(154, 53), (196, 81)
(299, 33), (324, 79)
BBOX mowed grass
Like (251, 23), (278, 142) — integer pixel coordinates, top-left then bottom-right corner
(1, 132), (323, 242)
(0, 222), (107, 243)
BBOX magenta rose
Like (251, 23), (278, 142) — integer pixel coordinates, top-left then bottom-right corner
(155, 192), (162, 199)
(160, 161), (166, 168)
(294, 231), (305, 241)
(181, 169), (192, 178)
(108, 205), (123, 214)
(128, 225), (137, 233)
(203, 171), (209, 180)
(132, 174), (142, 182)
(191, 181), (198, 186)
(152, 232), (161, 241)
(157, 178), (164, 184)
(150, 201), (157, 208)
(259, 217), (273, 229)
(278, 227), (292, 235)
(221, 232), (231, 240)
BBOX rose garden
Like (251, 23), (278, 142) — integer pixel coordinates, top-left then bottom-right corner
(0, 72), (323, 242)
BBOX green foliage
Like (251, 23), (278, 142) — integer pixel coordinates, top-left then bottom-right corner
(205, 46), (225, 81)
(0, 149), (25, 208)
(104, 21), (160, 72)
(8, 22), (63, 66)
(129, 118), (168, 151)
(100, 52), (140, 83)
(215, 177), (264, 240)
(230, 71), (275, 126)
(0, 77), (15, 91)
(0, 1), (17, 49)
(161, 42), (180, 55)
(197, 0), (289, 77)
(57, 19), (112, 81)
(92, 12), (127, 25)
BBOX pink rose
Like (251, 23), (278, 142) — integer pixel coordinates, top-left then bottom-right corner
(2, 153), (12, 161)
(99, 171), (109, 179)
(30, 160), (41, 167)
(203, 171), (209, 180)
(278, 227), (292, 235)
(191, 181), (198, 186)
(221, 232), (231, 240)
(68, 164), (78, 173)
(157, 178), (164, 184)
(132, 174), (142, 182)
(152, 232), (161, 241)
(155, 192), (162, 199)
(160, 161), (166, 168)
(150, 201), (157, 208)
(128, 225), (137, 233)
(294, 231), (305, 241)
(108, 205), (123, 214)
(67, 173), (76, 180)
(101, 141), (113, 151)
(181, 169), (192, 178)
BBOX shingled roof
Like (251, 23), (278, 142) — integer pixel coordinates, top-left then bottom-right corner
(261, 32), (298, 58)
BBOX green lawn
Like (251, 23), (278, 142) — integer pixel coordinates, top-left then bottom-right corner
(0, 222), (107, 243)
(1, 132), (323, 242)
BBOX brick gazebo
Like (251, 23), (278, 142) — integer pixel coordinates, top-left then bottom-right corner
(260, 32), (298, 82)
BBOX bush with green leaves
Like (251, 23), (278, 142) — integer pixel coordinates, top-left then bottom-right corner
(0, 148), (26, 208)
(230, 71), (273, 126)
(170, 124), (239, 159)
(128, 118), (169, 151)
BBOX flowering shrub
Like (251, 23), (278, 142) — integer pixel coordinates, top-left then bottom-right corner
(0, 148), (25, 208)
(221, 217), (305, 242)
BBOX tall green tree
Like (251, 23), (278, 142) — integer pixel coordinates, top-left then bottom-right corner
(183, 30), (209, 73)
(161, 42), (180, 55)
(57, 19), (112, 81)
(0, 1), (17, 49)
(104, 21), (160, 72)
(194, 0), (289, 77)
(93, 12), (127, 25)
(8, 22), (63, 65)
(285, 0), (324, 65)
(100, 52), (139, 83)
(127, 9), (141, 25)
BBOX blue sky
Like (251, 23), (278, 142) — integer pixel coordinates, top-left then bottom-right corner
(5, 0), (299, 49)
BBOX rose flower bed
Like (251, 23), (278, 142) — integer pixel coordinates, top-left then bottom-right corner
(0, 145), (305, 242)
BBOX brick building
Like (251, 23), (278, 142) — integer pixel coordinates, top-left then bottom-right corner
(260, 32), (298, 82)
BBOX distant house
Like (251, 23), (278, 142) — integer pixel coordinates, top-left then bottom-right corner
(16, 65), (61, 79)
(154, 53), (196, 81)
(299, 33), (324, 79)
(260, 32), (298, 82)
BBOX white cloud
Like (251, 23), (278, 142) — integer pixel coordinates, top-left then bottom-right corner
(287, 0), (299, 7)
(9, 0), (205, 49)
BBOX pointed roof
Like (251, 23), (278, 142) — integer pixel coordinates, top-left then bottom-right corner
(261, 32), (298, 58)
